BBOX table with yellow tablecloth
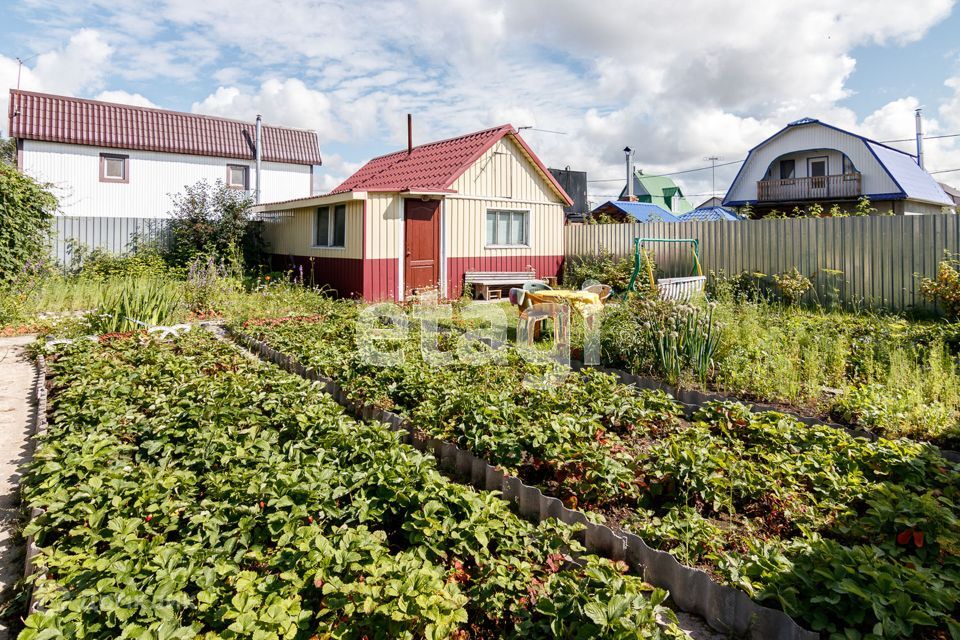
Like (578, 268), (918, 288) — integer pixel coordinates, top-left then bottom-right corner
(524, 289), (602, 315)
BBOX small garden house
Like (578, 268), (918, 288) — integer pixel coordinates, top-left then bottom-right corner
(254, 123), (572, 301)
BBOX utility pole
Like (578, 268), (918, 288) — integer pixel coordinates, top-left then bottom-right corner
(704, 156), (721, 197)
(15, 53), (38, 91)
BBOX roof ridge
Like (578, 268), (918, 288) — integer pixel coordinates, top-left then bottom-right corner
(8, 88), (317, 134)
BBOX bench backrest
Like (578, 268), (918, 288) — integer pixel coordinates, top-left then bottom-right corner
(464, 270), (536, 283)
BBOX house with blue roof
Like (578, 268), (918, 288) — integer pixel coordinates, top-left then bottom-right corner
(723, 118), (953, 216)
(589, 200), (681, 223)
(679, 206), (742, 222)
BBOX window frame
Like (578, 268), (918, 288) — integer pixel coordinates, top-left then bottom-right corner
(313, 204), (347, 249)
(99, 153), (129, 183)
(484, 209), (531, 248)
(226, 164), (250, 190)
(779, 159), (796, 180)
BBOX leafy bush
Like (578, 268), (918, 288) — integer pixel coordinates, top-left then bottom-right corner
(773, 267), (812, 305)
(0, 162), (57, 283)
(164, 180), (257, 267)
(183, 254), (240, 315)
(564, 250), (633, 291)
(919, 253), (960, 320)
(706, 269), (770, 304)
(74, 245), (173, 280)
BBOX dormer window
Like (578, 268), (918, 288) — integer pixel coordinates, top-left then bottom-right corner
(100, 154), (128, 183)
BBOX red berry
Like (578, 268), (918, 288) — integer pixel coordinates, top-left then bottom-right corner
(913, 530), (925, 548)
(896, 529), (912, 545)
(308, 516), (314, 524)
(259, 501), (265, 509)
(145, 515), (153, 522)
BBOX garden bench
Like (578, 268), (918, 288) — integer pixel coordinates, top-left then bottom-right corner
(464, 269), (543, 300)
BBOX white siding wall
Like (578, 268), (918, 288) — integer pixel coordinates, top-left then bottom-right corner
(726, 124), (901, 203)
(21, 140), (313, 218)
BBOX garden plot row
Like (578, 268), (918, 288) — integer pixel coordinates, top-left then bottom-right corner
(233, 309), (960, 640)
(22, 331), (687, 639)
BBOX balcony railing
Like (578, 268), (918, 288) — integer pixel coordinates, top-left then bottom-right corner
(757, 173), (861, 202)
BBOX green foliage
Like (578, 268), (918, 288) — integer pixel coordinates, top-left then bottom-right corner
(919, 252), (960, 319)
(25, 331), (682, 638)
(183, 253), (240, 315)
(74, 245), (173, 280)
(600, 298), (720, 385)
(564, 250), (633, 291)
(164, 180), (256, 267)
(773, 267), (813, 305)
(0, 161), (57, 283)
(244, 306), (960, 638)
(0, 137), (16, 165)
(85, 277), (184, 332)
(853, 195), (877, 216)
(706, 269), (770, 304)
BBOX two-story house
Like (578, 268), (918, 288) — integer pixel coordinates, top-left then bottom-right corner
(723, 118), (952, 216)
(8, 89), (322, 218)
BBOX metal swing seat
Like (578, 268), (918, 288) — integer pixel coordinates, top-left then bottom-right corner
(625, 237), (706, 301)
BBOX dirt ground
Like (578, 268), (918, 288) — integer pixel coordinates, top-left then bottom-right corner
(0, 336), (38, 640)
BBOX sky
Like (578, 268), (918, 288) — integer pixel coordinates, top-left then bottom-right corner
(2, 0), (960, 206)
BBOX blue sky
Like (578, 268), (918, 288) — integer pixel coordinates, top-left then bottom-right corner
(2, 0), (959, 200)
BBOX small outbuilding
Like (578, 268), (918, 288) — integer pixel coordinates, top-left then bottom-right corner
(589, 200), (680, 223)
(253, 124), (572, 301)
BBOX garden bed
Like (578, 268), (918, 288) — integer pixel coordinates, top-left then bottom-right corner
(22, 330), (689, 639)
(235, 307), (960, 640)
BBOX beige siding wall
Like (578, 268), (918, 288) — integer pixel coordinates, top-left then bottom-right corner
(445, 197), (564, 258)
(449, 135), (561, 202)
(365, 193), (403, 260)
(262, 201), (364, 259)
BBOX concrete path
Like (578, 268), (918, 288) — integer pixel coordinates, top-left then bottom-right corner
(0, 336), (38, 639)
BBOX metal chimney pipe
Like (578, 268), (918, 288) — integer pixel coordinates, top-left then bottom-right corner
(623, 147), (634, 200)
(915, 108), (924, 169)
(255, 114), (263, 203)
(407, 114), (413, 154)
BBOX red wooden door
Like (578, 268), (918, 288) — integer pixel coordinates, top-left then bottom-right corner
(404, 199), (441, 295)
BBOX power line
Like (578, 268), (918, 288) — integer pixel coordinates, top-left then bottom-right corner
(880, 132), (960, 143)
(929, 167), (960, 174)
(588, 158), (743, 183)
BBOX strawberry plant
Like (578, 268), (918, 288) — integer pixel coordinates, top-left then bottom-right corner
(23, 331), (684, 639)
(241, 305), (960, 639)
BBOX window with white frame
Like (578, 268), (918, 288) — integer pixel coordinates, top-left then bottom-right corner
(226, 164), (249, 190)
(315, 204), (347, 247)
(485, 209), (529, 247)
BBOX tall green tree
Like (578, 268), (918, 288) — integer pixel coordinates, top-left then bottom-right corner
(0, 161), (57, 282)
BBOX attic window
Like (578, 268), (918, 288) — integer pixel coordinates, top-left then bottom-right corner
(227, 164), (249, 190)
(779, 159), (795, 180)
(99, 154), (128, 183)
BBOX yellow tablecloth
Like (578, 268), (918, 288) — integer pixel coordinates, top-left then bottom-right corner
(526, 289), (601, 314)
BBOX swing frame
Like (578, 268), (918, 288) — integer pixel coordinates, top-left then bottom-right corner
(626, 237), (703, 295)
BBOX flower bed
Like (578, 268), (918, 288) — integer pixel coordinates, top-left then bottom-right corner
(237, 307), (960, 640)
(22, 330), (684, 639)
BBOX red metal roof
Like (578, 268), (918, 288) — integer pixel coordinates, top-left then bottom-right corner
(8, 89), (322, 166)
(331, 124), (573, 205)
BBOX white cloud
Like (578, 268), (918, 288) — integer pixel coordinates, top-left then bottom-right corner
(93, 90), (160, 108)
(4, 1), (959, 195)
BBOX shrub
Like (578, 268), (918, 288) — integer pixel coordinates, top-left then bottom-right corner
(184, 254), (240, 315)
(919, 253), (960, 320)
(0, 162), (57, 284)
(164, 180), (257, 267)
(564, 250), (633, 291)
(707, 269), (770, 303)
(75, 246), (173, 280)
(773, 267), (812, 305)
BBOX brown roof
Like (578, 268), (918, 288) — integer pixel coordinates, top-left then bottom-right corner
(330, 124), (573, 206)
(8, 89), (322, 166)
